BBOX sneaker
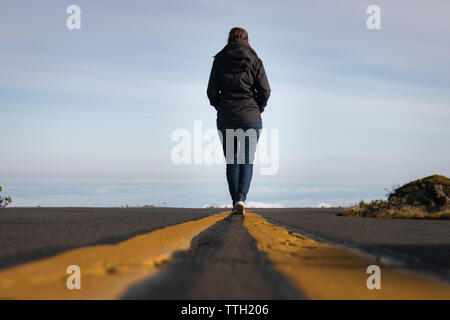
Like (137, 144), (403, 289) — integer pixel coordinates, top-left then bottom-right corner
(234, 200), (245, 214)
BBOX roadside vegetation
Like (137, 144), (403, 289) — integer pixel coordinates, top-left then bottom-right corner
(344, 175), (450, 219)
(0, 186), (12, 208)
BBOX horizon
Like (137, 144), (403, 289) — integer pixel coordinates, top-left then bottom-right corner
(0, 178), (422, 208)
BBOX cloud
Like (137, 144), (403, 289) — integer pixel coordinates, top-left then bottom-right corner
(317, 202), (331, 208)
(203, 201), (284, 208)
(245, 201), (284, 208)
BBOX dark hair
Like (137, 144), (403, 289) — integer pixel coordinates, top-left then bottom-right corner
(228, 27), (248, 44)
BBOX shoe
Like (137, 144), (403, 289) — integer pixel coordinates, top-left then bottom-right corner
(234, 200), (245, 214)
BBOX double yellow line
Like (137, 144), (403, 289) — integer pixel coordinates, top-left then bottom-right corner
(244, 212), (450, 299)
(0, 211), (449, 299)
(0, 212), (229, 299)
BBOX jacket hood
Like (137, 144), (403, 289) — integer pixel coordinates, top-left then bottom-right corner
(216, 40), (258, 73)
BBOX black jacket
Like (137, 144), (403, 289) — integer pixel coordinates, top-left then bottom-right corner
(207, 40), (271, 126)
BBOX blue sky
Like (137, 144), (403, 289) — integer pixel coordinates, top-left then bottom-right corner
(1, 1), (449, 206)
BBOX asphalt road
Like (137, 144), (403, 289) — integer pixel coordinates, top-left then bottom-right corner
(255, 208), (450, 282)
(0, 207), (223, 270)
(123, 214), (301, 299)
(1, 207), (449, 292)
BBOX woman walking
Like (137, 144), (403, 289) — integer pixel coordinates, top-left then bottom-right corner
(207, 27), (271, 214)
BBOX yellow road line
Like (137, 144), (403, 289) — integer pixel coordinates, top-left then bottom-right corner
(244, 212), (450, 299)
(0, 212), (229, 300)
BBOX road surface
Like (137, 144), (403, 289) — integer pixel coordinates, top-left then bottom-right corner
(0, 207), (449, 299)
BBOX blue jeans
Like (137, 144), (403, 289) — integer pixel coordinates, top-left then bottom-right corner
(217, 123), (262, 205)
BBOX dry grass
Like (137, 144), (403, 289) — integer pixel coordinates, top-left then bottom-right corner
(344, 203), (450, 219)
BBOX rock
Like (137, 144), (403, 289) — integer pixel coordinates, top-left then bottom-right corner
(433, 184), (449, 208)
(387, 175), (450, 212)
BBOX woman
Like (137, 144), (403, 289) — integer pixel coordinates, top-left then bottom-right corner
(207, 27), (271, 214)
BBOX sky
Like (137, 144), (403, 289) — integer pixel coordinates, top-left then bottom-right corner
(0, 1), (449, 207)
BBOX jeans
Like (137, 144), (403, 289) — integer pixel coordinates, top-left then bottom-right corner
(217, 122), (262, 205)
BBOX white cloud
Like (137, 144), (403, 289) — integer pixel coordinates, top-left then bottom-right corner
(317, 202), (331, 208)
(203, 201), (284, 208)
(245, 201), (284, 208)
